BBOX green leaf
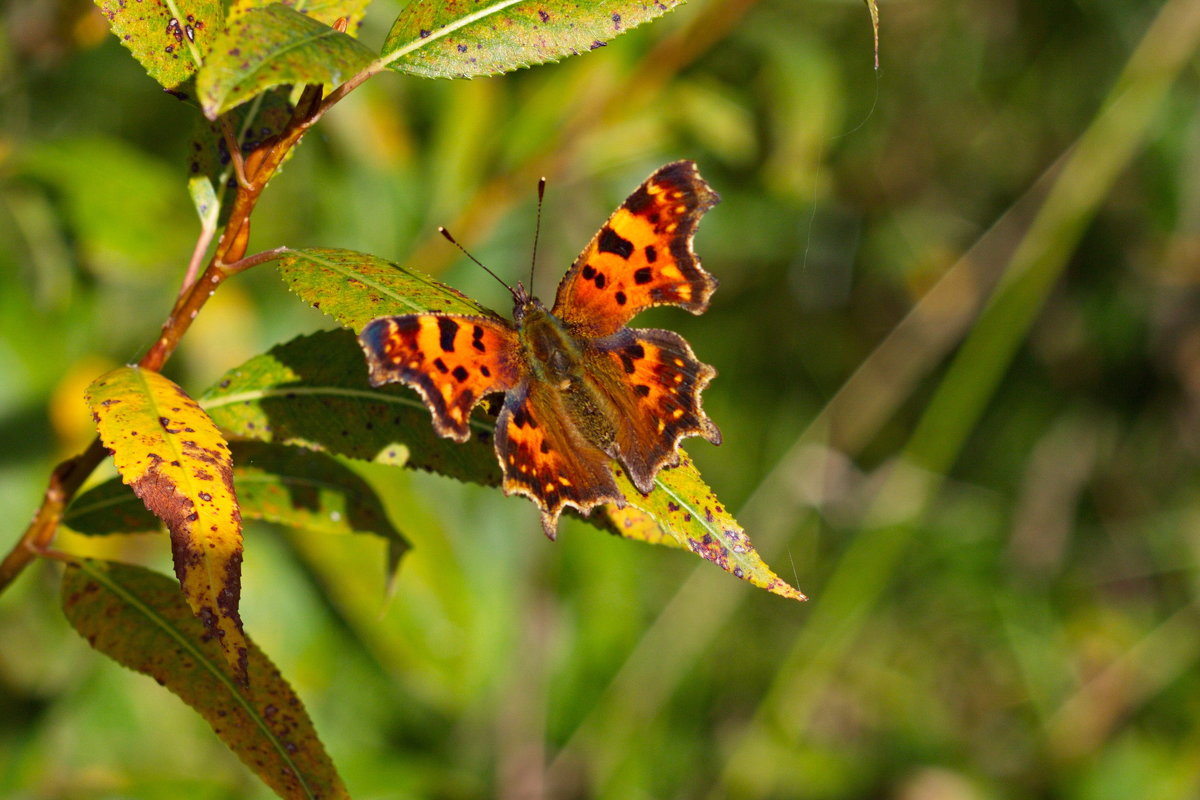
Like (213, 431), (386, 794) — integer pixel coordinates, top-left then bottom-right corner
(197, 3), (376, 119)
(277, 247), (499, 332)
(85, 366), (249, 684)
(61, 559), (347, 800)
(187, 87), (296, 225)
(619, 453), (805, 601)
(380, 0), (687, 79)
(64, 478), (162, 535)
(66, 443), (410, 557)
(95, 0), (221, 89)
(199, 329), (501, 483)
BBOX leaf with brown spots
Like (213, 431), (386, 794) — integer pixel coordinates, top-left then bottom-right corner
(278, 247), (498, 332)
(380, 0), (687, 79)
(61, 559), (348, 799)
(94, 0), (221, 89)
(187, 86), (295, 228)
(196, 4), (376, 118)
(85, 366), (250, 684)
(614, 452), (806, 602)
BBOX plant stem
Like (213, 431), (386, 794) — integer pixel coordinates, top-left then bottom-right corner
(0, 71), (361, 593)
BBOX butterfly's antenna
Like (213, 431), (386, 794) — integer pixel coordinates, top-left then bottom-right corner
(528, 177), (546, 292)
(438, 226), (516, 299)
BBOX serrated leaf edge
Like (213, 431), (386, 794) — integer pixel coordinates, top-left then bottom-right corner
(380, 0), (524, 69)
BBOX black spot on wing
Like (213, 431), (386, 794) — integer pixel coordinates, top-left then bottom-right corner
(452, 365), (469, 382)
(598, 226), (635, 259)
(634, 267), (653, 285)
(433, 357), (449, 373)
(644, 245), (657, 263)
(437, 318), (459, 352)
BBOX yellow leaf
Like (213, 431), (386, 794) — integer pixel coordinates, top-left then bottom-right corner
(86, 366), (248, 684)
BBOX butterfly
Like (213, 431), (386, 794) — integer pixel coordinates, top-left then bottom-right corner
(358, 160), (722, 538)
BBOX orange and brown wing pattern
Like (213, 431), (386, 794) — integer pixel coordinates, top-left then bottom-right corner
(359, 314), (521, 442)
(592, 327), (721, 494)
(552, 160), (720, 337)
(495, 379), (622, 538)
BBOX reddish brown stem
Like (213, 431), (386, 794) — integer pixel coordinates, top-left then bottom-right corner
(0, 73), (355, 592)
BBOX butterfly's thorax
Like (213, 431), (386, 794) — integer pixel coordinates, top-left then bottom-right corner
(514, 297), (583, 386)
(514, 296), (619, 451)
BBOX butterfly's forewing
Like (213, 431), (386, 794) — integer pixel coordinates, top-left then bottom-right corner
(552, 160), (720, 337)
(359, 314), (521, 441)
(495, 379), (621, 538)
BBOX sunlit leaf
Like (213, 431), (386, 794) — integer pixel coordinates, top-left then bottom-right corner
(95, 0), (221, 89)
(85, 366), (248, 684)
(380, 0), (687, 79)
(277, 247), (498, 332)
(62, 559), (347, 799)
(618, 453), (805, 601)
(227, 0), (372, 29)
(197, 4), (376, 119)
(603, 504), (684, 549)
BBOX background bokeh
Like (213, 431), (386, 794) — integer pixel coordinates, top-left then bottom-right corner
(4, 0), (1200, 797)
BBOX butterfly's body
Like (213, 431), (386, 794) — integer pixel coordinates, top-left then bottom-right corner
(360, 161), (721, 537)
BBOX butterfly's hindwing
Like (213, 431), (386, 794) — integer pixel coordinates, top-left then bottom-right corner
(590, 327), (721, 493)
(495, 379), (622, 538)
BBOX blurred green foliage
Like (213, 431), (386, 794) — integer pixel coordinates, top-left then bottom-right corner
(3, 0), (1200, 797)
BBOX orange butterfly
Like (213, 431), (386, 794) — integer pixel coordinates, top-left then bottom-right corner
(358, 161), (722, 537)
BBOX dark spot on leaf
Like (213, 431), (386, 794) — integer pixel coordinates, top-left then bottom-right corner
(420, 29), (430, 37)
(590, 40), (606, 49)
